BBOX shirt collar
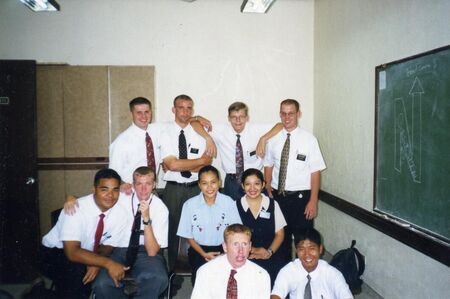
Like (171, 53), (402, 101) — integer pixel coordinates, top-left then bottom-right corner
(131, 122), (148, 135)
(282, 126), (299, 135)
(240, 194), (270, 212)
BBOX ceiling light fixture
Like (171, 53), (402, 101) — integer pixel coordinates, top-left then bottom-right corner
(241, 0), (276, 13)
(20, 0), (60, 12)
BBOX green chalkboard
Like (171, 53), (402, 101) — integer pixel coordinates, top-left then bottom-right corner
(375, 45), (450, 242)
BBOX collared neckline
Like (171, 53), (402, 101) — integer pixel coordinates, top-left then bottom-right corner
(240, 194), (270, 213)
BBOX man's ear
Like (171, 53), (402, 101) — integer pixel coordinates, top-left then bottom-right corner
(319, 244), (324, 255)
(222, 242), (227, 253)
(172, 106), (176, 114)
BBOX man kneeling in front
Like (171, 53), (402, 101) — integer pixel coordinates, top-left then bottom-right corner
(191, 223), (271, 299)
(271, 228), (353, 299)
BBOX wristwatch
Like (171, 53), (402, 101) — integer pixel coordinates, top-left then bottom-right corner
(267, 247), (273, 255)
(142, 219), (152, 226)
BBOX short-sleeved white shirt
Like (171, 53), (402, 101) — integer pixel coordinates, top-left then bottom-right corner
(264, 127), (326, 191)
(160, 122), (206, 183)
(109, 122), (163, 184)
(272, 259), (353, 299)
(238, 193), (287, 232)
(115, 192), (169, 248)
(42, 194), (128, 250)
(211, 123), (272, 173)
(191, 254), (271, 299)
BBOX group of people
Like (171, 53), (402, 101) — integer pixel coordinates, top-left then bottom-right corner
(41, 94), (353, 298)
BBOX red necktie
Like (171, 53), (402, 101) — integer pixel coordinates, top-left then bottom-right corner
(226, 269), (237, 299)
(93, 213), (105, 252)
(146, 132), (156, 171)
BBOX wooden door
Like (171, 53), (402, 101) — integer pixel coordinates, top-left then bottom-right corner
(0, 60), (40, 283)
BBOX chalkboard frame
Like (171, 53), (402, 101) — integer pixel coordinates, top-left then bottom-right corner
(374, 45), (450, 247)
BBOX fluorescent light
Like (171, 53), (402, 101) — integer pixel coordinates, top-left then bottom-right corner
(20, 0), (60, 12)
(241, 0), (276, 13)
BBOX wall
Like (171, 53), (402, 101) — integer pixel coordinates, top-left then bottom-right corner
(0, 0), (314, 128)
(314, 0), (450, 298)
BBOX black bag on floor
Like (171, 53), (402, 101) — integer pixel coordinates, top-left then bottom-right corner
(330, 240), (365, 294)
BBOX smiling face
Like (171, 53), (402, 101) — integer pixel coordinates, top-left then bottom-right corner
(93, 178), (120, 212)
(242, 174), (264, 200)
(198, 171), (220, 202)
(223, 232), (252, 269)
(228, 109), (248, 133)
(280, 103), (301, 132)
(131, 103), (152, 130)
(133, 174), (155, 202)
(297, 239), (323, 273)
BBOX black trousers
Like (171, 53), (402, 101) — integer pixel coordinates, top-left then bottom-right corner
(40, 246), (91, 299)
(187, 244), (223, 285)
(272, 189), (313, 262)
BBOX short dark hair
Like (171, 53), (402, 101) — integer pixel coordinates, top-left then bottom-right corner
(173, 94), (193, 107)
(224, 223), (252, 242)
(241, 168), (264, 185)
(129, 97), (151, 111)
(93, 168), (121, 187)
(280, 99), (300, 112)
(133, 166), (156, 182)
(228, 101), (248, 116)
(198, 165), (220, 181)
(294, 228), (322, 248)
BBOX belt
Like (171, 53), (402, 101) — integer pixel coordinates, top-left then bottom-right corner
(166, 181), (198, 187)
(273, 189), (307, 196)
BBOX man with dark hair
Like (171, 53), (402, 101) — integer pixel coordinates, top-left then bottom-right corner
(264, 99), (326, 261)
(191, 224), (271, 299)
(42, 168), (129, 299)
(271, 228), (353, 299)
(160, 94), (214, 268)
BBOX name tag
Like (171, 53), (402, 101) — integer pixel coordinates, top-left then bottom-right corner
(190, 148), (199, 154)
(249, 150), (256, 156)
(259, 211), (271, 219)
(297, 154), (306, 161)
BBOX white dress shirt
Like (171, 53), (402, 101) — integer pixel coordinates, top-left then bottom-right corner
(238, 193), (287, 232)
(264, 127), (326, 191)
(272, 259), (353, 299)
(211, 123), (272, 173)
(115, 192), (169, 248)
(109, 122), (163, 184)
(191, 254), (271, 299)
(42, 194), (128, 250)
(160, 122), (206, 183)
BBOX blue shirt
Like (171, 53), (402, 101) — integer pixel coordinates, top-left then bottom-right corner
(177, 192), (242, 246)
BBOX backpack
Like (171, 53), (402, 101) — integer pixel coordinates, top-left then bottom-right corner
(330, 240), (365, 294)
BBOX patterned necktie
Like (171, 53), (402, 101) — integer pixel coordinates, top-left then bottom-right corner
(126, 205), (141, 268)
(93, 213), (105, 253)
(235, 134), (244, 182)
(304, 274), (312, 299)
(146, 132), (156, 171)
(179, 130), (192, 178)
(226, 269), (238, 299)
(278, 133), (290, 194)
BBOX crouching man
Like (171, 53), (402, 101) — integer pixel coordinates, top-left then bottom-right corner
(191, 223), (271, 299)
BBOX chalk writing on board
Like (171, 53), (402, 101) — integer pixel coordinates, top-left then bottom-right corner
(393, 76), (423, 183)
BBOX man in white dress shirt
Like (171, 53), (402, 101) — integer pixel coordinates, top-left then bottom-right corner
(271, 228), (353, 299)
(41, 169), (129, 299)
(210, 101), (281, 200)
(160, 94), (213, 268)
(191, 223), (271, 299)
(264, 99), (326, 262)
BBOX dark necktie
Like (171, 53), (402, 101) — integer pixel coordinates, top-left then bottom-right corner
(226, 269), (238, 299)
(93, 213), (105, 252)
(146, 132), (156, 171)
(179, 130), (192, 178)
(126, 205), (141, 268)
(278, 133), (290, 195)
(304, 274), (312, 299)
(235, 134), (244, 182)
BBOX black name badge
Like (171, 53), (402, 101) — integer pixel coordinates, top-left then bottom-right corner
(190, 148), (199, 154)
(297, 154), (306, 161)
(249, 150), (256, 156)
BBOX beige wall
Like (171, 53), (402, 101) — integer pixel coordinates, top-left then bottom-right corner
(314, 0), (450, 298)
